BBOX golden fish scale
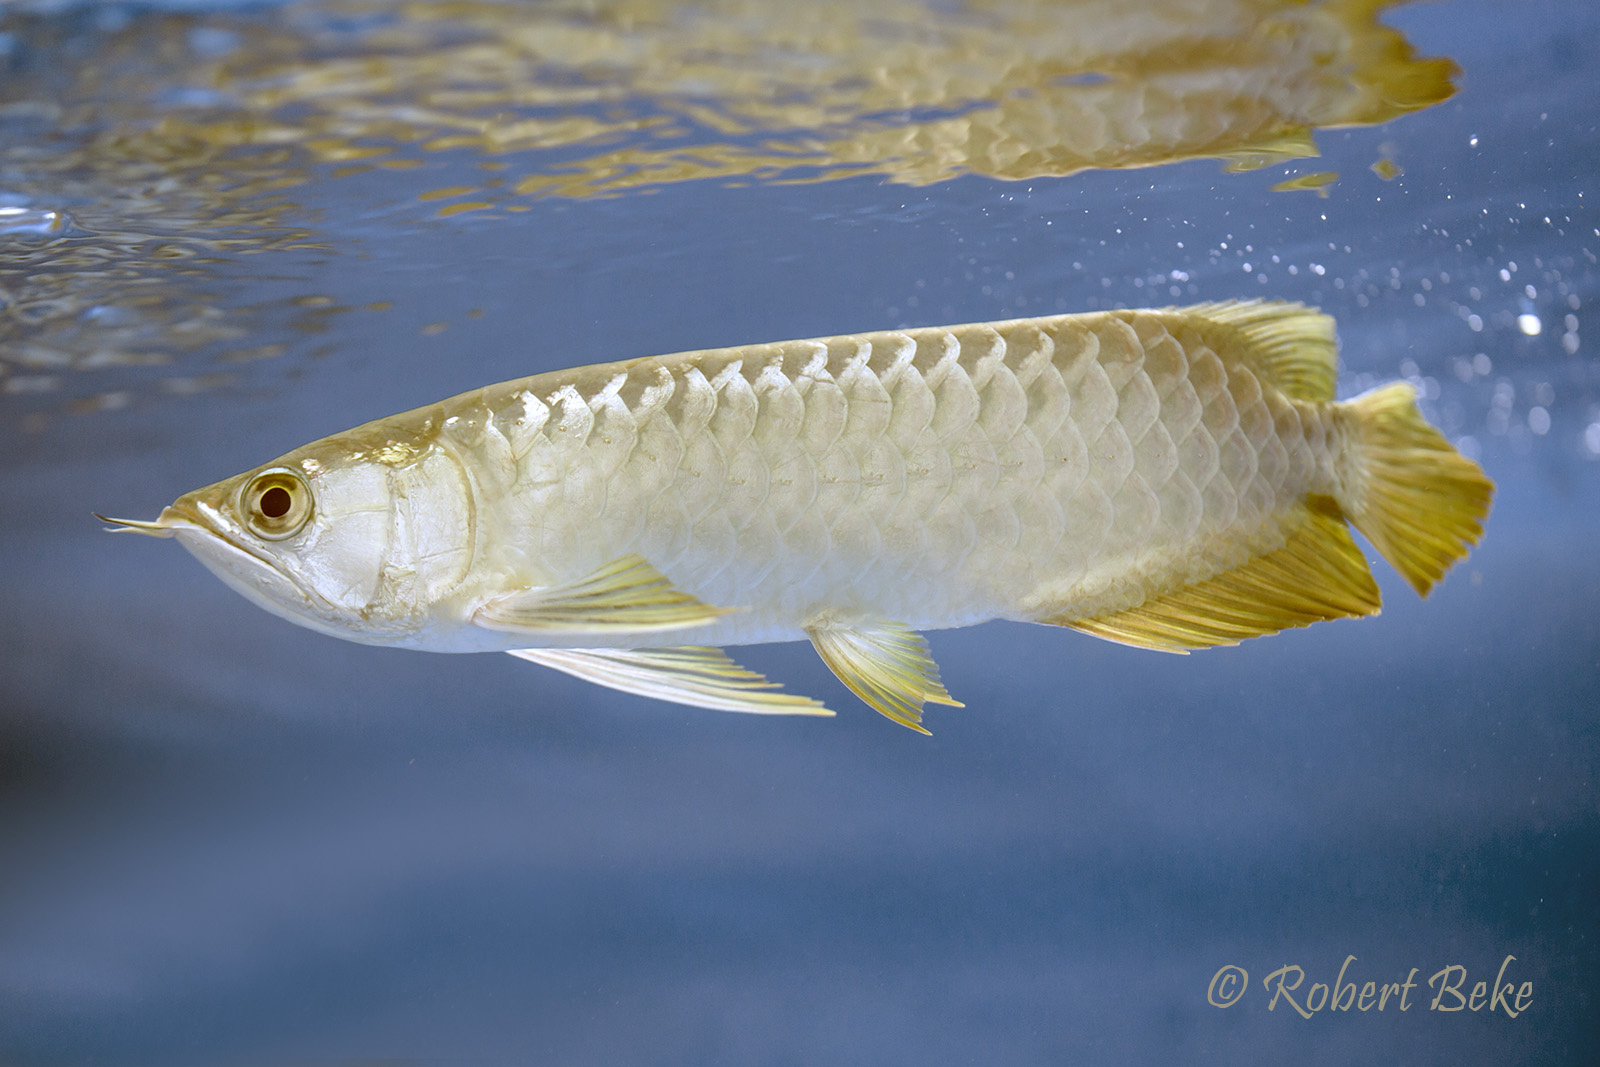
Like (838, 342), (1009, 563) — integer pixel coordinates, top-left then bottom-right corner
(427, 309), (1337, 643)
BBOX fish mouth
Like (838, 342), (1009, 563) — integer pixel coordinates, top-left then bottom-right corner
(100, 499), (333, 614)
(94, 505), (197, 538)
(100, 499), (264, 562)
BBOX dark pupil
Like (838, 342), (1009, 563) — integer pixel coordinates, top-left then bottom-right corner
(259, 485), (293, 519)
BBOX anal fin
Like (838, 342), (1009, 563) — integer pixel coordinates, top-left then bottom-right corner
(476, 554), (734, 636)
(509, 646), (832, 717)
(1055, 498), (1381, 653)
(806, 619), (963, 734)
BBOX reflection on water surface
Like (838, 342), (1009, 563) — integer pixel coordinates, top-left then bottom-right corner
(1, 0), (1455, 420)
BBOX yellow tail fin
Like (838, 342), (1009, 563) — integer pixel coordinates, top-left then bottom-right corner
(1337, 382), (1494, 595)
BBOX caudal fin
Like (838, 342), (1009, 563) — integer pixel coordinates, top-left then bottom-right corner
(1337, 382), (1494, 596)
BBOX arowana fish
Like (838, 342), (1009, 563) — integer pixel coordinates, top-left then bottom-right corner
(101, 301), (1493, 732)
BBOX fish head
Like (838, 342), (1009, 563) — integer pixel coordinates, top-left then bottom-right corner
(100, 435), (471, 644)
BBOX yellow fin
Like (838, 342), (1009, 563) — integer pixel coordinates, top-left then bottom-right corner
(475, 554), (734, 635)
(1218, 126), (1319, 173)
(1270, 170), (1339, 197)
(1058, 500), (1381, 652)
(1178, 300), (1339, 402)
(1338, 382), (1494, 595)
(509, 646), (833, 717)
(806, 620), (963, 734)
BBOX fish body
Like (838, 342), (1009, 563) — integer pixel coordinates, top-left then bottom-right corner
(105, 302), (1492, 731)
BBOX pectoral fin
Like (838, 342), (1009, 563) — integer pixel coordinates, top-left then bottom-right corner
(509, 646), (832, 717)
(476, 554), (735, 636)
(805, 619), (962, 734)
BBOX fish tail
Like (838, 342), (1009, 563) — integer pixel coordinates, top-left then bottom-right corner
(1335, 382), (1494, 595)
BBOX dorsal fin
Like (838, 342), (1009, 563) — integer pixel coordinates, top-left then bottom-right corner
(1174, 300), (1339, 402)
(1049, 497), (1380, 652)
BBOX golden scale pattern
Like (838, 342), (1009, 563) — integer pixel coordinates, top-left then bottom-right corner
(417, 312), (1336, 643)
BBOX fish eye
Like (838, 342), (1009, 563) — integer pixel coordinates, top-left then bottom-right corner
(240, 468), (313, 540)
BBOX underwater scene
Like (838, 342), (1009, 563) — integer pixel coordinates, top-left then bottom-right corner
(1, 0), (1596, 1062)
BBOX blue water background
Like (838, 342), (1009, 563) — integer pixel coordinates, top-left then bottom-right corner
(1, 1), (1596, 1063)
